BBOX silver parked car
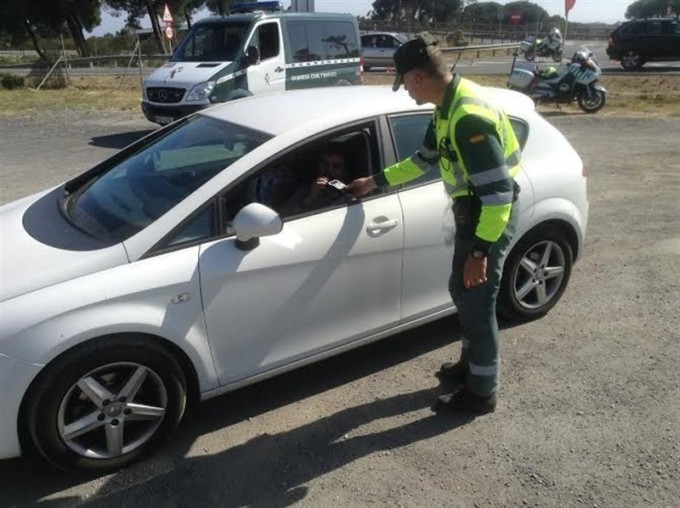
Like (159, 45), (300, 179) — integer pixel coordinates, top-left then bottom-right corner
(361, 32), (408, 70)
(0, 86), (588, 471)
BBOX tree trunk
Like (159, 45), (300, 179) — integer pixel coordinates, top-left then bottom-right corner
(144, 0), (166, 54)
(65, 13), (90, 57)
(24, 18), (48, 61)
(184, 9), (192, 29)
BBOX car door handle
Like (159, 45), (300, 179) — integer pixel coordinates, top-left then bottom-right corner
(366, 218), (399, 235)
(275, 66), (284, 73)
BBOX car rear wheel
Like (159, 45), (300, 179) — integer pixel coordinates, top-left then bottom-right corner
(621, 51), (644, 70)
(24, 337), (187, 471)
(498, 226), (573, 321)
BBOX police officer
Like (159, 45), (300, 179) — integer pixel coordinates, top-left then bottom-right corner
(347, 33), (521, 414)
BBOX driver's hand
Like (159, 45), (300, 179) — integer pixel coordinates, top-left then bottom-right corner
(346, 176), (377, 197)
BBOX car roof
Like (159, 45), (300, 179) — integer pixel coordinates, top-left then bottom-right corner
(199, 85), (536, 136)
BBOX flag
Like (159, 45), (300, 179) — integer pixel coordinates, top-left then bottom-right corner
(565, 0), (576, 15)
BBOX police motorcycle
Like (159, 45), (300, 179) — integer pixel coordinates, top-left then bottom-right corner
(507, 49), (607, 113)
(519, 28), (564, 62)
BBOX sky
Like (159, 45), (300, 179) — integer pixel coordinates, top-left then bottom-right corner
(90, 0), (632, 36)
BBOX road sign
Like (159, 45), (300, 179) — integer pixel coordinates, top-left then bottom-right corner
(163, 3), (173, 22)
(165, 25), (174, 39)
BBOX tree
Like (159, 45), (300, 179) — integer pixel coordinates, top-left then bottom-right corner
(625, 0), (680, 18)
(104, 0), (194, 53)
(503, 1), (550, 23)
(0, 0), (100, 58)
(370, 0), (464, 22)
(463, 1), (504, 23)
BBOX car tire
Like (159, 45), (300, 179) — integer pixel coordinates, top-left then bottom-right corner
(621, 51), (644, 70)
(498, 226), (573, 321)
(24, 336), (187, 471)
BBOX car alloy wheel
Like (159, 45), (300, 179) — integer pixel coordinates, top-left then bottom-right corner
(498, 226), (573, 321)
(621, 51), (642, 70)
(57, 362), (168, 460)
(25, 337), (187, 471)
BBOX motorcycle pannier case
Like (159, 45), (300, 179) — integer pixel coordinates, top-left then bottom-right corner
(508, 68), (535, 89)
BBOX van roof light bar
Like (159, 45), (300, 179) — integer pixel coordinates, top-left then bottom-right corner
(230, 1), (283, 13)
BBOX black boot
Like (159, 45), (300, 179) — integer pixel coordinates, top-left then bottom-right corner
(435, 360), (468, 384)
(433, 387), (497, 415)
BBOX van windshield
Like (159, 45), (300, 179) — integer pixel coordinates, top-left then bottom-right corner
(172, 22), (250, 62)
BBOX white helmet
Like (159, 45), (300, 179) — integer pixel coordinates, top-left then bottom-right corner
(550, 27), (561, 36)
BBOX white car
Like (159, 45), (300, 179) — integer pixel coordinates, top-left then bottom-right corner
(0, 86), (588, 471)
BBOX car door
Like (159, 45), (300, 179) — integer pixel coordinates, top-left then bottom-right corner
(245, 20), (286, 95)
(197, 128), (404, 386)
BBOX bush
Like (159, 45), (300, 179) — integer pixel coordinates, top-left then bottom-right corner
(0, 73), (25, 90)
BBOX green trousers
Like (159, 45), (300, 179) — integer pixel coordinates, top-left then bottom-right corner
(448, 205), (518, 396)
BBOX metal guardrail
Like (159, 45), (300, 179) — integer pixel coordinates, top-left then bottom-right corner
(441, 42), (520, 58)
(0, 54), (169, 70)
(0, 44), (521, 73)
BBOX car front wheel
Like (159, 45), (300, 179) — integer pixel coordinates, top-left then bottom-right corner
(621, 51), (644, 70)
(498, 226), (573, 321)
(24, 337), (187, 471)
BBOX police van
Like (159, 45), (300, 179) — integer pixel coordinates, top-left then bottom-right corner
(142, 1), (362, 125)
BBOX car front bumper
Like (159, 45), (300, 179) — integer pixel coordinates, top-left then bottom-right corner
(141, 101), (207, 125)
(0, 353), (43, 459)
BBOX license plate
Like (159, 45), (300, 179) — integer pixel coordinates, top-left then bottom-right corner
(155, 116), (174, 125)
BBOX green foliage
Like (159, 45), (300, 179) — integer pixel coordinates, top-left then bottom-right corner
(0, 73), (25, 90)
(369, 0), (465, 22)
(625, 0), (680, 19)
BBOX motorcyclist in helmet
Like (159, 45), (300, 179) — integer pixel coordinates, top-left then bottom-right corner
(538, 27), (563, 54)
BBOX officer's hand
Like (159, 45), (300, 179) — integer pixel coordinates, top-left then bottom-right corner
(346, 176), (377, 198)
(463, 256), (488, 289)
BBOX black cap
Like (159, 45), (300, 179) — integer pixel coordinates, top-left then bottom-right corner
(392, 32), (440, 91)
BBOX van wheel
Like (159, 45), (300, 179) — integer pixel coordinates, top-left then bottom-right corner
(226, 89), (253, 101)
(24, 337), (187, 471)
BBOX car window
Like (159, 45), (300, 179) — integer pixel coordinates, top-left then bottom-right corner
(250, 22), (280, 60)
(361, 35), (376, 48)
(323, 21), (360, 59)
(389, 113), (439, 187)
(171, 22), (249, 62)
(66, 116), (272, 242)
(389, 113), (530, 189)
(620, 21), (644, 35)
(646, 20), (664, 35)
(288, 21), (325, 62)
(219, 123), (379, 232)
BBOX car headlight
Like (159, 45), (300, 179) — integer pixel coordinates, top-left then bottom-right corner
(186, 81), (216, 102)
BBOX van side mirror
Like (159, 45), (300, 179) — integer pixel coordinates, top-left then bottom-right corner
(245, 45), (259, 66)
(233, 203), (282, 251)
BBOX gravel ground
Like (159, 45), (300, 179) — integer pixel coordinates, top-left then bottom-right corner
(0, 110), (678, 508)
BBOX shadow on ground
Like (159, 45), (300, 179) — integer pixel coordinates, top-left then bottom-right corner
(0, 315), (525, 507)
(88, 130), (155, 149)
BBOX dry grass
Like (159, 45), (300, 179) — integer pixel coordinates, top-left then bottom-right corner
(0, 73), (678, 119)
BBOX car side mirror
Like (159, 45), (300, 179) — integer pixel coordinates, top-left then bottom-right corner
(232, 203), (282, 251)
(245, 45), (259, 66)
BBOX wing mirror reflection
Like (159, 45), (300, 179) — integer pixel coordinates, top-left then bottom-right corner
(232, 203), (282, 250)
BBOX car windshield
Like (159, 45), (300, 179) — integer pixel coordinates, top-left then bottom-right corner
(66, 115), (272, 242)
(171, 22), (250, 62)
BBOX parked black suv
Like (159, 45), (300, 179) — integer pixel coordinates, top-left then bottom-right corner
(607, 17), (680, 69)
